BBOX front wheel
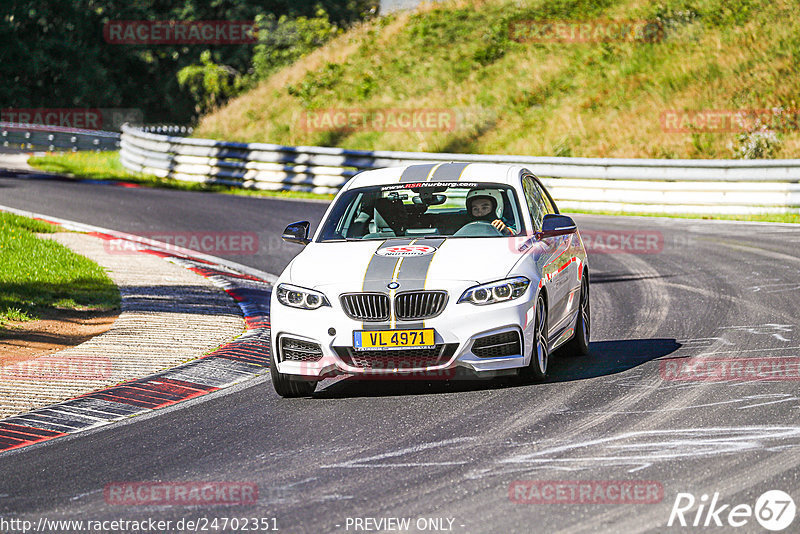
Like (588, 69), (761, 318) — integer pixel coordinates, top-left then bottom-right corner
(521, 293), (549, 380)
(270, 349), (317, 398)
(563, 274), (590, 356)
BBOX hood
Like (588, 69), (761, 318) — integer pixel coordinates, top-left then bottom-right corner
(287, 238), (522, 290)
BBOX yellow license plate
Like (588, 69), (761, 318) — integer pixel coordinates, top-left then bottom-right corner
(353, 329), (435, 350)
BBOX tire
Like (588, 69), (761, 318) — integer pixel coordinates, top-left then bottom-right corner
(521, 293), (549, 380)
(270, 349), (317, 398)
(563, 273), (590, 357)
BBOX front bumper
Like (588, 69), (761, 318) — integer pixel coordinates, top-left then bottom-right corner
(270, 291), (537, 379)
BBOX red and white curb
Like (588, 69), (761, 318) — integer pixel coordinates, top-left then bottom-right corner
(0, 205), (276, 453)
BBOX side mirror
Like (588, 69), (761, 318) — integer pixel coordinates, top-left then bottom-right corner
(537, 214), (577, 239)
(282, 221), (311, 245)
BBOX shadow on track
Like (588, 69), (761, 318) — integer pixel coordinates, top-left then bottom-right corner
(311, 337), (681, 399)
(548, 337), (681, 381)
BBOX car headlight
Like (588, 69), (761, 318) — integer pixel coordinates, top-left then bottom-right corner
(458, 277), (530, 305)
(276, 284), (331, 310)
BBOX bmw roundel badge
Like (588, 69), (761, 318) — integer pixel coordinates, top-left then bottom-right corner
(387, 282), (400, 289)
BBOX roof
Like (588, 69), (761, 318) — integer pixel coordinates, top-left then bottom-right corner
(343, 162), (526, 190)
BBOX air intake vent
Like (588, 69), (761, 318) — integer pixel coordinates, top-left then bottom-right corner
(280, 337), (324, 362)
(334, 344), (457, 370)
(472, 331), (521, 358)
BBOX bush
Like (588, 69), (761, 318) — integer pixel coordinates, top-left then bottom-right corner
(251, 9), (341, 81)
(730, 129), (782, 159)
(177, 9), (342, 116)
(177, 51), (245, 115)
(729, 108), (786, 159)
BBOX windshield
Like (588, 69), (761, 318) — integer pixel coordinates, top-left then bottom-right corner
(317, 182), (525, 242)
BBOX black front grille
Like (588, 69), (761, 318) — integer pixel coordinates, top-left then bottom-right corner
(472, 331), (521, 358)
(334, 344), (457, 370)
(340, 293), (390, 322)
(395, 291), (447, 320)
(280, 337), (324, 362)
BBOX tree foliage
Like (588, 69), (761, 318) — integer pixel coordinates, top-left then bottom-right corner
(177, 50), (244, 115)
(0, 0), (376, 124)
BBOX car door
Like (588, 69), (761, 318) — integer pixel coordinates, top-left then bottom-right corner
(521, 175), (568, 341)
(532, 178), (576, 333)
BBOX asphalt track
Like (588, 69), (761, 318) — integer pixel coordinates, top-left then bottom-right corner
(1, 174), (799, 533)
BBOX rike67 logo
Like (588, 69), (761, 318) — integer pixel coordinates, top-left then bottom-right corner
(668, 490), (796, 531)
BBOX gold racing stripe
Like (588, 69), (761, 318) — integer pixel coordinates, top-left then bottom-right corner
(360, 239), (404, 330)
(425, 163), (444, 181)
(388, 239), (417, 328)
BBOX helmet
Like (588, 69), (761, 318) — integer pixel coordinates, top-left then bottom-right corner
(466, 188), (504, 219)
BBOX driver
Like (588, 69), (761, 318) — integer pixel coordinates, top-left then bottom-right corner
(465, 188), (515, 235)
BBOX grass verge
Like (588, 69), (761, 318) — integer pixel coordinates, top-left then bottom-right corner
(27, 151), (335, 202)
(0, 212), (120, 328)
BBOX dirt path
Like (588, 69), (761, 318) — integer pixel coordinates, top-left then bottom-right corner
(0, 308), (118, 364)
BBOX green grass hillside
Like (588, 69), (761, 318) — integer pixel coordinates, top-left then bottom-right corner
(194, 0), (800, 159)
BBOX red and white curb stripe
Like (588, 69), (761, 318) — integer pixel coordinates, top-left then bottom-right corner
(0, 205), (276, 453)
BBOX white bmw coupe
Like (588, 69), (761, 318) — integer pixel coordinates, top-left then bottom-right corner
(270, 163), (589, 397)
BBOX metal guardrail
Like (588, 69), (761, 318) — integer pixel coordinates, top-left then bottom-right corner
(140, 125), (194, 136)
(119, 124), (800, 214)
(0, 122), (121, 151)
